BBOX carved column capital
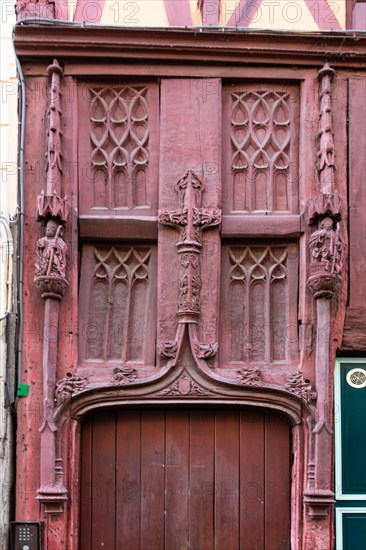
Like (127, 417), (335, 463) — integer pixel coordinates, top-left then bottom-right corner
(303, 488), (335, 519)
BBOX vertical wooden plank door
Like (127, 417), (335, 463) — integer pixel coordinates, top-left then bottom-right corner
(80, 408), (291, 550)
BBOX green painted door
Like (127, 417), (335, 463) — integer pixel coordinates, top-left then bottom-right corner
(335, 359), (366, 550)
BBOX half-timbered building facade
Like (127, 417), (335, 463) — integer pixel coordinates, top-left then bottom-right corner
(12, 1), (366, 548)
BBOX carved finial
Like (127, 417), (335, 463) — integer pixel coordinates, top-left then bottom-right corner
(45, 58), (63, 195)
(317, 63), (336, 195)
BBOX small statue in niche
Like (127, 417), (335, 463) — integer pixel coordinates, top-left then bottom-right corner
(35, 219), (67, 279)
(309, 216), (343, 274)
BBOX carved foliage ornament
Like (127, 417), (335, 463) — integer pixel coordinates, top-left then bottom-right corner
(236, 366), (262, 386)
(111, 366), (137, 386)
(157, 341), (178, 358)
(285, 373), (317, 404)
(160, 373), (213, 397)
(195, 342), (218, 359)
(55, 373), (88, 405)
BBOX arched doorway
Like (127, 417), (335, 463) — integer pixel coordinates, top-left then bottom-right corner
(80, 407), (291, 549)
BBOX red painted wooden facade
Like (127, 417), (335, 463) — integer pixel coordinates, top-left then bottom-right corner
(13, 9), (366, 550)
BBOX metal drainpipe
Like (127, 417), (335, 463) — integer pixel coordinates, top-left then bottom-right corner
(13, 45), (25, 410)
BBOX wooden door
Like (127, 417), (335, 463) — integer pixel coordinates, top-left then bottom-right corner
(80, 408), (291, 550)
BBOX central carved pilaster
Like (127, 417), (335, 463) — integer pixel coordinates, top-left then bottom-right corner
(159, 170), (221, 321)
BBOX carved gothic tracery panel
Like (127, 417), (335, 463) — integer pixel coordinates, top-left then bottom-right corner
(220, 243), (298, 367)
(223, 84), (299, 214)
(79, 245), (156, 366)
(78, 83), (159, 215)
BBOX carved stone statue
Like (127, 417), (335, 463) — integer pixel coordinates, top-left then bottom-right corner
(308, 216), (343, 299)
(309, 217), (342, 274)
(35, 219), (67, 278)
(35, 219), (68, 299)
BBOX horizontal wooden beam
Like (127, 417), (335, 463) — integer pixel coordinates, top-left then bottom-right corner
(222, 214), (302, 238)
(79, 216), (158, 240)
(14, 25), (366, 68)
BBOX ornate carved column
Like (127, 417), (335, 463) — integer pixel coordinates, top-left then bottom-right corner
(35, 59), (68, 513)
(158, 169), (221, 364)
(303, 64), (344, 523)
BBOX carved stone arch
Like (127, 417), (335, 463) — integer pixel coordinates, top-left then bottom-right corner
(70, 390), (304, 427)
(68, 385), (308, 550)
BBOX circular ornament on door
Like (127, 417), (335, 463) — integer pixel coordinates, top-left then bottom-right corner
(346, 368), (366, 388)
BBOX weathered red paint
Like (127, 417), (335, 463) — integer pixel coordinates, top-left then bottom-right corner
(14, 23), (366, 550)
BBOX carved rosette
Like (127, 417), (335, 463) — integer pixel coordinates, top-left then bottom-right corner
(159, 170), (221, 321)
